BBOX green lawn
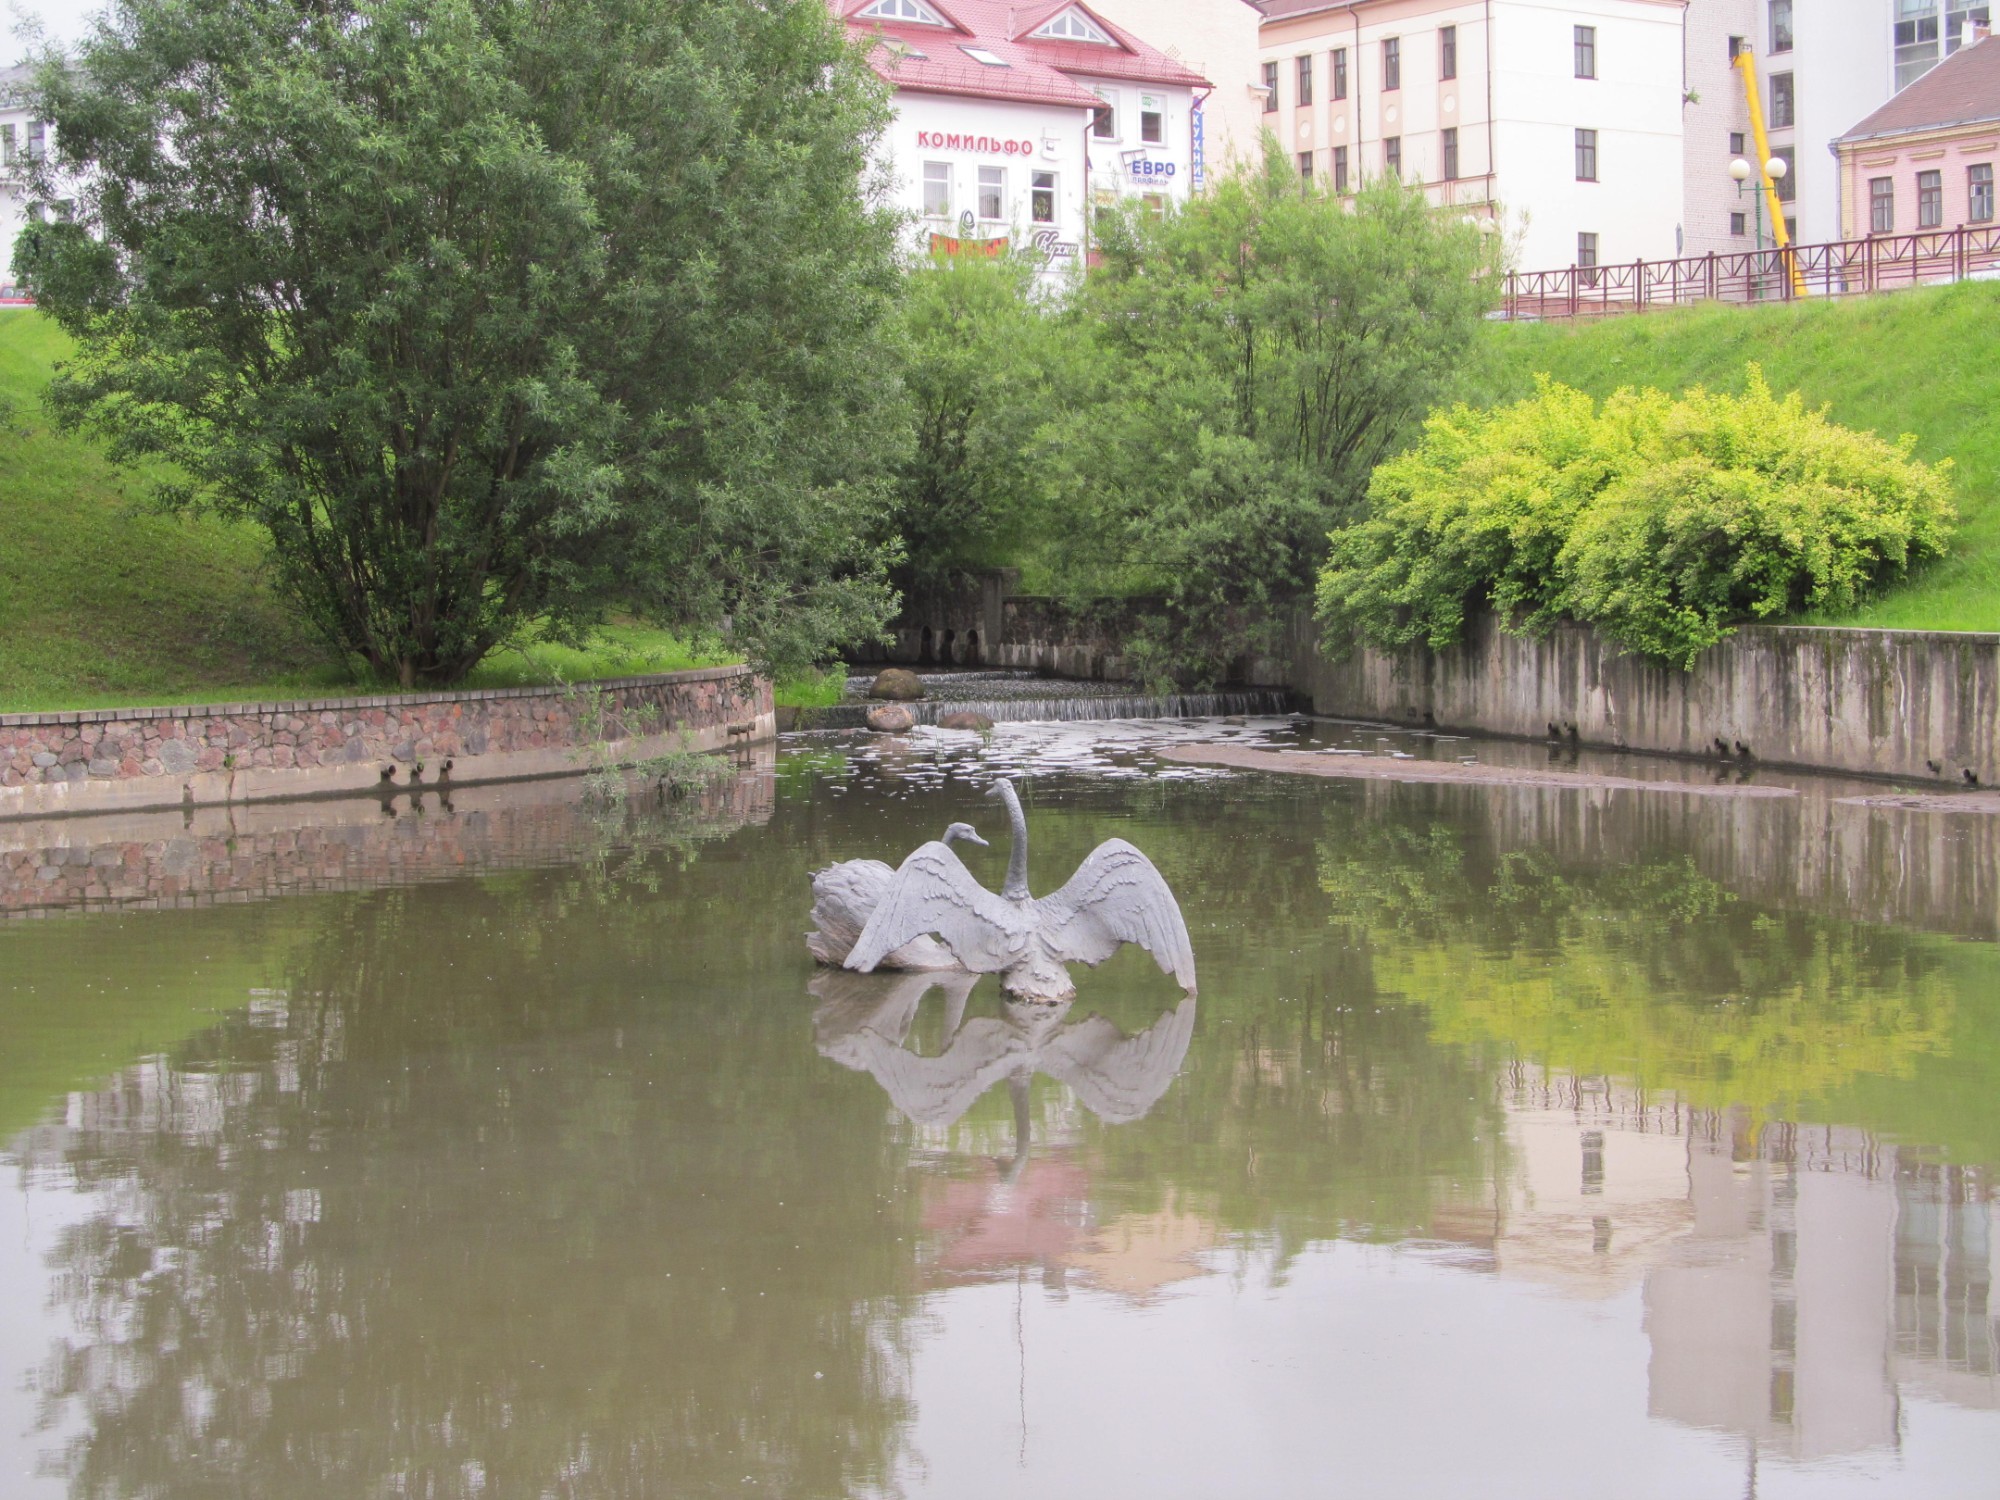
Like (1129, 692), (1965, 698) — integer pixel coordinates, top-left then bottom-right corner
(0, 310), (731, 713)
(1464, 281), (2000, 632)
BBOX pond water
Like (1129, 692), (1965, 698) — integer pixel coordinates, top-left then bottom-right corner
(4, 720), (1999, 1498)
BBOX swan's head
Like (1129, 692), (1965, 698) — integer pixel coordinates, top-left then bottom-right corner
(983, 777), (1017, 804)
(942, 822), (988, 847)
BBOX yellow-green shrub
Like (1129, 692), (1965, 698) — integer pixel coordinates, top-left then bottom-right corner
(1317, 368), (1956, 666)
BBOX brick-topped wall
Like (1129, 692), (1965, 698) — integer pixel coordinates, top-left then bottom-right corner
(0, 667), (773, 820)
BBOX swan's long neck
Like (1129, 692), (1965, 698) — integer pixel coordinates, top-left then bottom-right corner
(997, 781), (1030, 900)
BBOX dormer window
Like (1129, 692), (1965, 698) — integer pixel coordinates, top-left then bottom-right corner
(1032, 8), (1114, 45)
(859, 0), (947, 25)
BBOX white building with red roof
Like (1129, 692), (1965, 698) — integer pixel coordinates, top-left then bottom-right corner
(835, 0), (1212, 275)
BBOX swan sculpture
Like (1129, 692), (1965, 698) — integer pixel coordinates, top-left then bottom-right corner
(844, 778), (1197, 1002)
(806, 822), (988, 970)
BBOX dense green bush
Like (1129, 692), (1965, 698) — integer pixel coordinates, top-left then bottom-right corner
(1317, 368), (1956, 666)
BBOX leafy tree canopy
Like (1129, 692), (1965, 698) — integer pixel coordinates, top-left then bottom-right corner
(15, 0), (907, 686)
(1045, 155), (1498, 686)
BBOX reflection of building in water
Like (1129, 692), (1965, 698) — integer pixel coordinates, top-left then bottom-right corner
(1432, 1070), (2000, 1465)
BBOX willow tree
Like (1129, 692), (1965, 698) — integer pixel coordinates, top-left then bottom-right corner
(15, 0), (904, 685)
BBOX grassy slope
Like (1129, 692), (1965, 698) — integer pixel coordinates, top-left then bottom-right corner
(1462, 281), (2000, 632)
(0, 311), (727, 712)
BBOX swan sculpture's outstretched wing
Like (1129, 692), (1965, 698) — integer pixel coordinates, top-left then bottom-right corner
(846, 842), (1031, 976)
(1036, 839), (1198, 993)
(832, 1017), (1029, 1128)
(1036, 998), (1198, 1124)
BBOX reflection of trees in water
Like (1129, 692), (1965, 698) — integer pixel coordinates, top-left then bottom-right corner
(1318, 821), (1959, 1114)
(26, 856), (921, 1500)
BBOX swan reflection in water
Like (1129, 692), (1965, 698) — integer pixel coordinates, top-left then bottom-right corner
(811, 969), (1207, 1293)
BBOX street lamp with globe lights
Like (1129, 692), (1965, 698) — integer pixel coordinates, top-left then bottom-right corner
(1731, 154), (1787, 297)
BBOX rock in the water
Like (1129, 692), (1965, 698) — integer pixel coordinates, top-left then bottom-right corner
(938, 710), (994, 732)
(868, 668), (925, 702)
(866, 703), (916, 733)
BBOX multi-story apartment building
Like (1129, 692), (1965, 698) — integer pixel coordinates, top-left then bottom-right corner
(836, 0), (1208, 280)
(1089, 0), (1268, 178)
(1255, 1), (1687, 272)
(1689, 1), (1991, 253)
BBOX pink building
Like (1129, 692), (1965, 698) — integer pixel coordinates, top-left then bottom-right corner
(1833, 28), (2000, 239)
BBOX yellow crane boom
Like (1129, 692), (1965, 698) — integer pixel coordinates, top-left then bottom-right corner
(1732, 46), (1807, 295)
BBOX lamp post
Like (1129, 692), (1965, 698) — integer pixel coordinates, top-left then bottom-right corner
(1730, 155), (1788, 299)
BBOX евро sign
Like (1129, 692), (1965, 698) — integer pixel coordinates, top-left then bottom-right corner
(1126, 158), (1177, 180)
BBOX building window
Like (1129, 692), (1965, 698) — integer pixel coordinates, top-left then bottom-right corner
(1575, 128), (1598, 181)
(1772, 146), (1795, 201)
(1730, 131), (1746, 155)
(1298, 150), (1314, 186)
(1441, 126), (1459, 181)
(1092, 88), (1118, 139)
(1871, 176), (1895, 233)
(25, 120), (45, 161)
(1918, 168), (1943, 226)
(1384, 135), (1401, 178)
(0, 124), (13, 166)
(1262, 60), (1279, 113)
(1297, 54), (1314, 106)
(1032, 7), (1114, 44)
(1440, 25), (1457, 80)
(1731, 211), (1747, 235)
(977, 165), (1004, 221)
(1383, 37), (1401, 91)
(1141, 94), (1164, 144)
(1770, 0), (1793, 52)
(1142, 193), (1168, 219)
(1971, 162), (1995, 221)
(1333, 144), (1349, 193)
(1031, 170), (1056, 224)
(1573, 25), (1596, 79)
(1770, 72), (1794, 128)
(1578, 231), (1599, 284)
(922, 161), (951, 218)
(1892, 3), (1994, 89)
(859, 0), (947, 23)
(1332, 47), (1348, 100)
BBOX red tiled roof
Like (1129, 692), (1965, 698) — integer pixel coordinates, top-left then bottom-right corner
(835, 0), (1208, 109)
(1836, 35), (2000, 143)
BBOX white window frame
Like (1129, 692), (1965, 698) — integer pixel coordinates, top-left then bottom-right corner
(1030, 169), (1057, 225)
(1140, 93), (1165, 145)
(922, 161), (952, 218)
(977, 165), (1005, 222)
(858, 0), (948, 25)
(1032, 8), (1115, 45)
(1092, 87), (1120, 140)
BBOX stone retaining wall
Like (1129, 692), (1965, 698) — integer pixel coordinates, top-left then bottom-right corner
(1294, 615), (2000, 786)
(0, 667), (773, 821)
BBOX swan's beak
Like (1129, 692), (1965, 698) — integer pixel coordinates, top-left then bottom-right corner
(962, 829), (989, 847)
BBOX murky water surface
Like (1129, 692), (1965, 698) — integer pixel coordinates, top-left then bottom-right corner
(4, 720), (2000, 1498)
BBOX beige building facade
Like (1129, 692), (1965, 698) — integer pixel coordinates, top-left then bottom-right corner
(1257, 0), (1688, 272)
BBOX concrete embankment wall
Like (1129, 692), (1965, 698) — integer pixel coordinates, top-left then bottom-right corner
(1292, 615), (2000, 787)
(0, 666), (774, 821)
(0, 749), (777, 919)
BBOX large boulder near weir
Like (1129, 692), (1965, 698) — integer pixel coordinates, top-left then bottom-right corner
(938, 710), (994, 732)
(868, 668), (925, 701)
(865, 703), (917, 733)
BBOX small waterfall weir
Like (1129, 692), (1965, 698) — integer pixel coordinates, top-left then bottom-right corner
(821, 671), (1293, 728)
